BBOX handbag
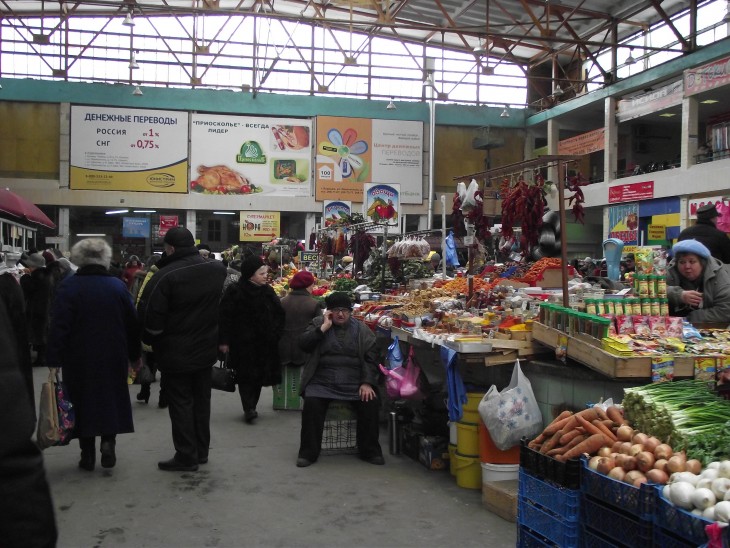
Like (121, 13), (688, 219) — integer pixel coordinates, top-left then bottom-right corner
(37, 368), (75, 449)
(211, 357), (236, 392)
(137, 362), (156, 385)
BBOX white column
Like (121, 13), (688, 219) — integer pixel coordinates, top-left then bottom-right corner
(546, 120), (559, 212)
(58, 207), (70, 254)
(186, 210), (196, 235)
(59, 103), (71, 189)
(682, 96), (699, 167)
(604, 97), (617, 183)
(304, 212), (317, 249)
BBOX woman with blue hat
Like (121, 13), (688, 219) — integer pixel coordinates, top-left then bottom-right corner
(666, 239), (730, 323)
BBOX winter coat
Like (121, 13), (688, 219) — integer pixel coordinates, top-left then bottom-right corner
(219, 280), (285, 386)
(678, 220), (730, 264)
(46, 265), (141, 437)
(20, 267), (53, 346)
(137, 248), (227, 373)
(666, 256), (730, 324)
(298, 315), (380, 396)
(122, 264), (143, 290)
(0, 273), (33, 410)
(278, 289), (323, 367)
(0, 299), (57, 547)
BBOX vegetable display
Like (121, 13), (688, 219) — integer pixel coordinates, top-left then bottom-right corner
(499, 173), (547, 252)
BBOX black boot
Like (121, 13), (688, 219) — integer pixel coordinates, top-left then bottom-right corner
(79, 437), (95, 471)
(100, 437), (116, 468)
(137, 384), (151, 404)
(158, 390), (168, 409)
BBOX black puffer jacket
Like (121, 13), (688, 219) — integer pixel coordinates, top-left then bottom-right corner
(219, 280), (285, 386)
(137, 248), (226, 373)
(678, 221), (730, 264)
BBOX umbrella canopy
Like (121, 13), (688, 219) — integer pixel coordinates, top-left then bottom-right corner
(0, 188), (56, 229)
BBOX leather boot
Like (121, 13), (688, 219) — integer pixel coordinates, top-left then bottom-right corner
(100, 437), (116, 468)
(79, 437), (95, 471)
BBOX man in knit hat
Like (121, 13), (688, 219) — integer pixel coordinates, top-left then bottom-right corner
(678, 203), (730, 263)
(19, 251), (53, 367)
(138, 226), (227, 471)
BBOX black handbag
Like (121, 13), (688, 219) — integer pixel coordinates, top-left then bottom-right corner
(212, 358), (236, 392)
(138, 363), (156, 385)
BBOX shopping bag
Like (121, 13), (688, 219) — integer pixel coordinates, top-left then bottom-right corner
(211, 357), (237, 392)
(37, 369), (60, 450)
(378, 363), (404, 399)
(386, 336), (404, 370)
(478, 360), (543, 450)
(445, 231), (460, 267)
(54, 372), (76, 446)
(137, 362), (155, 385)
(399, 347), (425, 400)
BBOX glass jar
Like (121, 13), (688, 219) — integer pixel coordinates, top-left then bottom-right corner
(650, 299), (660, 316)
(584, 299), (597, 315)
(657, 277), (667, 298)
(640, 299), (652, 316)
(604, 300), (616, 315)
(631, 298), (642, 315)
(637, 275), (649, 298)
(647, 275), (657, 298)
(660, 298), (669, 316)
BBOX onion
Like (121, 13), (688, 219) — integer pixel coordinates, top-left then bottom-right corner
(714, 500), (730, 522)
(711, 477), (730, 500)
(632, 432), (648, 446)
(636, 451), (655, 473)
(588, 455), (602, 471)
(633, 475), (648, 488)
(654, 444), (673, 460)
(611, 441), (624, 453)
(616, 425), (633, 442)
(669, 481), (696, 510)
(662, 484), (672, 501)
(697, 478), (714, 490)
(703, 506), (716, 521)
(719, 461), (730, 479)
(625, 470), (645, 484)
(597, 457), (616, 475)
(646, 469), (669, 485)
(654, 459), (668, 473)
(685, 459), (702, 475)
(667, 456), (687, 474)
(608, 467), (626, 482)
(643, 437), (660, 453)
(707, 461), (721, 470)
(691, 487), (716, 510)
(671, 472), (699, 486)
(702, 468), (720, 481)
(620, 442), (634, 455)
(597, 446), (613, 458)
(629, 444), (645, 457)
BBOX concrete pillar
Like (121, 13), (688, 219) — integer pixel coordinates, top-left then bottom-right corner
(304, 212), (317, 249)
(59, 104), (70, 189)
(682, 96), (699, 167)
(186, 210), (197, 237)
(58, 207), (70, 254)
(546, 120), (559, 212)
(604, 97), (618, 183)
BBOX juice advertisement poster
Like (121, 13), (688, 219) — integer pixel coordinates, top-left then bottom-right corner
(323, 201), (352, 227)
(363, 183), (399, 227)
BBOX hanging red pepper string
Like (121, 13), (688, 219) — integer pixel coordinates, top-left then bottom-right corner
(566, 173), (588, 224)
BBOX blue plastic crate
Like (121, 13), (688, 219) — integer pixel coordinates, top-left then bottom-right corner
(582, 495), (652, 547)
(517, 525), (560, 548)
(517, 496), (581, 548)
(520, 438), (581, 490)
(582, 526), (622, 548)
(519, 468), (581, 522)
(580, 457), (654, 520)
(654, 484), (712, 546)
(653, 526), (697, 548)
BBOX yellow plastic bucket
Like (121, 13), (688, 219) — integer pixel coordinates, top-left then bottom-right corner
(463, 392), (484, 424)
(456, 421), (479, 456)
(453, 451), (482, 490)
(448, 443), (457, 476)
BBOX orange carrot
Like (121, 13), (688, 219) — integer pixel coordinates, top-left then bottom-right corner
(542, 414), (574, 437)
(561, 434), (607, 460)
(575, 414), (604, 437)
(594, 407), (609, 421)
(564, 434), (588, 450)
(540, 430), (563, 454)
(577, 407), (600, 421)
(606, 406), (626, 425)
(547, 410), (573, 428)
(592, 419), (618, 443)
(559, 429), (584, 446)
(547, 446), (570, 457)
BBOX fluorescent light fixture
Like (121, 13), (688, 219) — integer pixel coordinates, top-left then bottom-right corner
(701, 99), (719, 104)
(132, 85), (143, 96)
(77, 233), (106, 237)
(659, 112), (676, 117)
(213, 211), (236, 215)
(133, 209), (156, 213)
(105, 209), (129, 215)
(386, 98), (396, 110)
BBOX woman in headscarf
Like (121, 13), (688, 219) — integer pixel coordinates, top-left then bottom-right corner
(219, 255), (285, 423)
(666, 239), (730, 324)
(46, 238), (141, 471)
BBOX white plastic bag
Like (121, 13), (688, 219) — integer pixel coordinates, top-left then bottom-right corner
(460, 179), (479, 213)
(478, 360), (543, 450)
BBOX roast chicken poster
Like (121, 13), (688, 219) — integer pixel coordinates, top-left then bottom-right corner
(70, 106), (189, 192)
(190, 114), (311, 198)
(315, 116), (423, 204)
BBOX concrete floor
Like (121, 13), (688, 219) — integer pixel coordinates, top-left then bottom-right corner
(36, 368), (517, 548)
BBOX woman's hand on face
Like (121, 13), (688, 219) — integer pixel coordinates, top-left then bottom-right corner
(321, 310), (333, 332)
(359, 384), (376, 401)
(681, 290), (703, 308)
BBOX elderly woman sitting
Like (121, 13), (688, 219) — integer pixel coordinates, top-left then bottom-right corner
(666, 239), (730, 324)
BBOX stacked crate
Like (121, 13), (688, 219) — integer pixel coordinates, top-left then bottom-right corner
(653, 485), (715, 547)
(517, 440), (582, 547)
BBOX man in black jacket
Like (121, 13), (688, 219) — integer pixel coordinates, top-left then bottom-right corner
(678, 203), (730, 263)
(137, 227), (227, 471)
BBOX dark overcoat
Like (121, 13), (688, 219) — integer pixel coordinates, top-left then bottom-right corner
(20, 267), (53, 346)
(219, 280), (285, 386)
(46, 265), (141, 437)
(278, 289), (323, 367)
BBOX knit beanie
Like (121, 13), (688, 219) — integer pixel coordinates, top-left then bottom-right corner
(324, 291), (353, 310)
(289, 271), (315, 289)
(25, 252), (46, 269)
(240, 255), (265, 280)
(163, 227), (195, 248)
(673, 239), (711, 260)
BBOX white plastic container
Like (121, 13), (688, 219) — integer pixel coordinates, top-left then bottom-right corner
(481, 462), (519, 483)
(449, 421), (457, 445)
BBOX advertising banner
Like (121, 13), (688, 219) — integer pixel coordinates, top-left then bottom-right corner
(159, 215), (179, 238)
(70, 106), (189, 192)
(190, 114), (311, 198)
(608, 203), (639, 245)
(323, 200), (352, 226)
(684, 56), (730, 96)
(363, 183), (400, 228)
(688, 196), (730, 219)
(648, 225), (666, 240)
(315, 116), (422, 204)
(608, 181), (654, 204)
(239, 211), (280, 242)
(616, 81), (683, 123)
(122, 217), (150, 238)
(557, 128), (605, 155)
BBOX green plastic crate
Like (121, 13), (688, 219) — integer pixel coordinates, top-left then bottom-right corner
(273, 365), (303, 410)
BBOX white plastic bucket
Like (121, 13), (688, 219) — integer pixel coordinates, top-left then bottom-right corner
(481, 462), (519, 483)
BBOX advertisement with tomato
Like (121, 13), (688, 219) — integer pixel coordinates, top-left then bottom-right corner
(323, 201), (352, 227)
(608, 203), (639, 245)
(363, 183), (400, 228)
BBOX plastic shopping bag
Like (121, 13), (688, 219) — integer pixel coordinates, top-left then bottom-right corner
(398, 347), (425, 400)
(445, 230), (460, 267)
(460, 179), (479, 213)
(379, 364), (404, 399)
(478, 360), (543, 450)
(387, 336), (404, 370)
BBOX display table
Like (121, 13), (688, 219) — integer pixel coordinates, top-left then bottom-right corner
(532, 322), (694, 379)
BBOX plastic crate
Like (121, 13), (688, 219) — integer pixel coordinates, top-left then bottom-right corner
(653, 484), (712, 547)
(519, 438), (581, 490)
(517, 525), (560, 548)
(517, 496), (581, 548)
(582, 495), (652, 547)
(580, 457), (654, 520)
(321, 419), (357, 455)
(582, 526), (622, 548)
(272, 364), (303, 410)
(653, 526), (698, 548)
(519, 468), (580, 522)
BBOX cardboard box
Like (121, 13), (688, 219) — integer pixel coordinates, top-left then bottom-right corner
(418, 435), (449, 471)
(482, 479), (518, 522)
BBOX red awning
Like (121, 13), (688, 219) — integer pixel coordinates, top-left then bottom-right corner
(0, 188), (56, 229)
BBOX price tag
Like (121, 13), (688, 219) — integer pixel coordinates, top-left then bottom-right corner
(299, 251), (319, 263)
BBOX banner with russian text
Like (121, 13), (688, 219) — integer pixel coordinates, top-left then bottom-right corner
(239, 211), (281, 242)
(190, 114), (311, 198)
(70, 106), (189, 192)
(315, 116), (422, 204)
(608, 203), (639, 245)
